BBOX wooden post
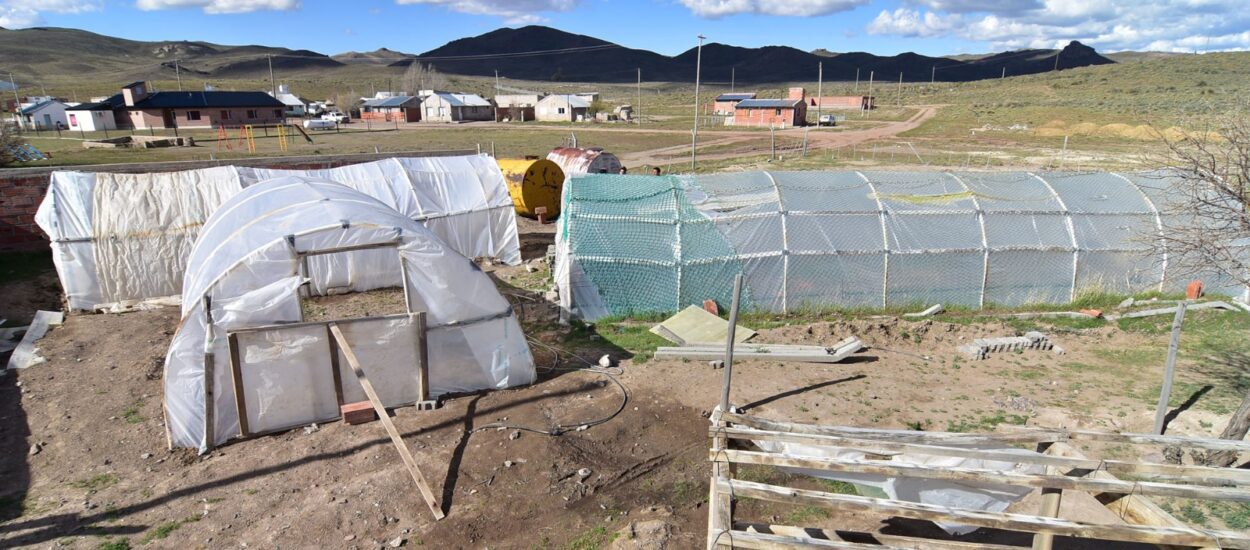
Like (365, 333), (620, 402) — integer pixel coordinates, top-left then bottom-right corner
(329, 323), (445, 520)
(1032, 441), (1063, 550)
(414, 312), (437, 410)
(228, 333), (250, 437)
(1154, 301), (1188, 435)
(202, 295), (216, 451)
(327, 325), (345, 407)
(709, 274), (744, 549)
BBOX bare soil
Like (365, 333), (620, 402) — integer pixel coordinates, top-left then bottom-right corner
(0, 218), (1246, 548)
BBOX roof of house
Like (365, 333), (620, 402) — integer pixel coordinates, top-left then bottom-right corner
(428, 93), (491, 107)
(735, 99), (802, 109)
(363, 95), (419, 108)
(270, 92), (307, 108)
(67, 100), (116, 111)
(540, 94), (591, 108)
(715, 93), (756, 101)
(20, 100), (64, 115)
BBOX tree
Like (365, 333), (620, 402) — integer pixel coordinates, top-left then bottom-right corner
(401, 61), (446, 95)
(0, 120), (20, 167)
(1152, 111), (1250, 466)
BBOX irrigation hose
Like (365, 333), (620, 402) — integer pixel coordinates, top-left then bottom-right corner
(467, 337), (629, 436)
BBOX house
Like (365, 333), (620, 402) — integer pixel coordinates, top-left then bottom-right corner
(731, 99), (806, 128)
(713, 93), (756, 115)
(19, 100), (70, 130)
(494, 93), (541, 122)
(421, 92), (493, 123)
(535, 94), (591, 122)
(268, 84), (309, 117)
(66, 101), (119, 132)
(807, 95), (875, 110)
(360, 95), (422, 122)
(95, 81), (286, 130)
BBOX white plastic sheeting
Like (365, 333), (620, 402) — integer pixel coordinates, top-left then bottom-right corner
(165, 176), (534, 452)
(556, 170), (1250, 320)
(35, 155), (521, 311)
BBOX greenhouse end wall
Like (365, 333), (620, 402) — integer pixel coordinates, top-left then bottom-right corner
(556, 170), (1249, 320)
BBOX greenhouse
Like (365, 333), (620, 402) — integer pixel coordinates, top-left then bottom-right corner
(555, 170), (1247, 320)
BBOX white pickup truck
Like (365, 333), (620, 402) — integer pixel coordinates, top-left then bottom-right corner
(321, 112), (350, 124)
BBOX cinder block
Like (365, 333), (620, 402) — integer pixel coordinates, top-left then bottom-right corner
(341, 401), (377, 425)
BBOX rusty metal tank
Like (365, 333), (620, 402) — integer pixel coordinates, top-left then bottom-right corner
(547, 147), (622, 176)
(496, 158), (565, 219)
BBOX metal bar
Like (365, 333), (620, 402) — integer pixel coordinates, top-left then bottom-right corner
(763, 171), (789, 314)
(227, 313), (413, 335)
(719, 273), (744, 413)
(1154, 301), (1188, 435)
(1112, 171), (1169, 291)
(947, 173), (989, 308)
(295, 240), (401, 258)
(1030, 172), (1079, 302)
(415, 312), (430, 403)
(227, 333), (250, 438)
(855, 171), (890, 307)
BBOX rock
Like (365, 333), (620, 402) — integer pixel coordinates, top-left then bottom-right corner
(610, 519), (673, 549)
(578, 467), (592, 480)
(598, 355), (613, 368)
(525, 264), (537, 273)
(389, 537), (405, 547)
(141, 453), (153, 459)
(504, 460), (514, 468)
(344, 535), (356, 541)
(509, 430), (520, 440)
(28, 443), (40, 456)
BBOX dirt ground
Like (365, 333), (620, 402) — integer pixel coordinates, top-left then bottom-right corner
(1, 217), (1248, 549)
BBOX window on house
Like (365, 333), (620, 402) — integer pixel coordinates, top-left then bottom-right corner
(246, 110), (258, 119)
(69, 114), (77, 126)
(274, 109), (282, 118)
(221, 110), (232, 120)
(775, 109), (782, 116)
(187, 110), (201, 121)
(558, 107), (566, 114)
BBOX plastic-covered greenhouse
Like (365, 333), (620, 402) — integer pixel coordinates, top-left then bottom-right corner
(555, 170), (1248, 320)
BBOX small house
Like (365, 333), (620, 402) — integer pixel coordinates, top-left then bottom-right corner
(535, 94), (591, 122)
(713, 93), (755, 115)
(269, 85), (309, 117)
(494, 93), (542, 122)
(421, 93), (493, 123)
(731, 98), (806, 128)
(19, 100), (69, 130)
(808, 96), (874, 110)
(98, 81), (287, 130)
(360, 95), (422, 122)
(66, 101), (119, 132)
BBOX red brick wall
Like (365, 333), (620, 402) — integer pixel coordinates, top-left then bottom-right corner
(0, 149), (474, 252)
(732, 104), (806, 128)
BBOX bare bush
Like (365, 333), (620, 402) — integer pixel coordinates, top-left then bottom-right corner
(0, 121), (19, 167)
(401, 62), (446, 95)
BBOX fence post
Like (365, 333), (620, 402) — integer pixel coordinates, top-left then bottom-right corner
(1154, 301), (1188, 435)
(770, 125), (776, 161)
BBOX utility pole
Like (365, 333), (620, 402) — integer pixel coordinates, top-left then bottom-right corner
(931, 66), (935, 85)
(854, 68), (860, 93)
(7, 73), (19, 126)
(636, 68), (641, 126)
(866, 70), (874, 118)
(816, 62), (822, 127)
(267, 55), (276, 96)
(1001, 66), (1006, 79)
(692, 34), (705, 171)
(1053, 48), (1061, 71)
(175, 58), (183, 91)
(897, 72), (903, 106)
(731, 67), (735, 93)
(494, 69), (499, 90)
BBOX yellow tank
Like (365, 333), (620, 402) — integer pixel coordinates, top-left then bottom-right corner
(496, 158), (565, 219)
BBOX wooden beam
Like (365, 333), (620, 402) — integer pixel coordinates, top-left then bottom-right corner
(715, 529), (905, 549)
(719, 478), (1250, 549)
(733, 522), (1026, 550)
(723, 412), (1058, 445)
(415, 312), (430, 403)
(227, 333), (250, 438)
(1004, 426), (1250, 454)
(329, 323), (445, 520)
(327, 325), (345, 407)
(711, 449), (1250, 502)
(710, 427), (1250, 487)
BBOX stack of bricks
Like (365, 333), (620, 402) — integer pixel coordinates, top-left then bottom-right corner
(958, 331), (1053, 360)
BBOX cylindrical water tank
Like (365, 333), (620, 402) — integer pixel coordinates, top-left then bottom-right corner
(496, 158), (565, 219)
(547, 147), (622, 176)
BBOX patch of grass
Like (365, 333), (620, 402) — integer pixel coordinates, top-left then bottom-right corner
(565, 526), (618, 550)
(1205, 501), (1250, 530)
(71, 474), (119, 493)
(96, 539), (132, 550)
(1178, 501), (1209, 527)
(122, 401), (145, 424)
(139, 515), (201, 544)
(819, 479), (858, 495)
(0, 251), (54, 286)
(946, 411), (1029, 433)
(785, 505), (831, 525)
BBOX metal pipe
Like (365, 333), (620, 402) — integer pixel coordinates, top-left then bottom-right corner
(718, 274), (744, 413)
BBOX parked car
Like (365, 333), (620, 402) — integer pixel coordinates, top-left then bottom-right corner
(321, 112), (349, 124)
(303, 119), (337, 130)
(818, 114), (838, 127)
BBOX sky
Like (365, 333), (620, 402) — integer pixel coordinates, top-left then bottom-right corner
(0, 0), (1246, 56)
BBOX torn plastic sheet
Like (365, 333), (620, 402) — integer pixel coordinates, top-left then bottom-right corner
(5, 311), (64, 370)
(752, 438), (1041, 535)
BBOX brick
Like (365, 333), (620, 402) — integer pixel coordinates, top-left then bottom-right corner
(341, 401), (377, 425)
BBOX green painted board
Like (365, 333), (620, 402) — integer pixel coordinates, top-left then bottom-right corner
(649, 305), (756, 346)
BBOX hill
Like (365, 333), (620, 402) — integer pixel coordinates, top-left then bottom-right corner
(332, 47), (414, 65)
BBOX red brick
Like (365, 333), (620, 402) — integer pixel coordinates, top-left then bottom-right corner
(341, 401), (377, 425)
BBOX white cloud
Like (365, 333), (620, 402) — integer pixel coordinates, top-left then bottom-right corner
(680, 0), (867, 17)
(867, 0), (1250, 52)
(397, 0), (578, 24)
(0, 0), (99, 28)
(134, 0), (299, 14)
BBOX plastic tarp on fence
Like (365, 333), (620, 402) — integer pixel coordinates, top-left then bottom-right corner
(35, 155), (521, 311)
(165, 176), (534, 452)
(556, 170), (1249, 320)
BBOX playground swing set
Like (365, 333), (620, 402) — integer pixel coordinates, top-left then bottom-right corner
(214, 123), (312, 154)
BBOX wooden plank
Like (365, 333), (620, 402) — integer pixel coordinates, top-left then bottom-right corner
(658, 346), (862, 363)
(227, 313), (412, 335)
(415, 312), (429, 403)
(723, 412), (1060, 445)
(1047, 442), (1205, 550)
(713, 427), (1250, 487)
(227, 333), (250, 438)
(1154, 301), (1188, 435)
(203, 296), (215, 451)
(1011, 426), (1250, 454)
(329, 323), (445, 520)
(733, 523), (1025, 550)
(711, 449), (1250, 502)
(716, 529), (905, 549)
(719, 478), (1250, 549)
(327, 325), (345, 407)
(1031, 457), (1063, 550)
